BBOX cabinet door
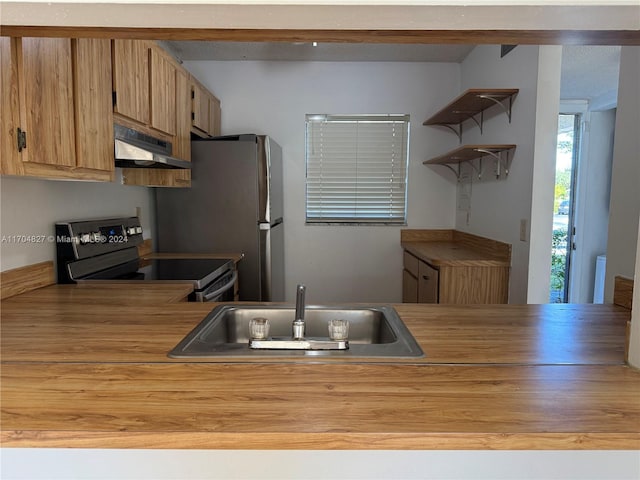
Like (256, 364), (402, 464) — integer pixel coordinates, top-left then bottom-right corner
(74, 38), (114, 174)
(113, 39), (150, 125)
(150, 47), (176, 136)
(122, 67), (191, 188)
(402, 269), (418, 303)
(191, 81), (210, 135)
(208, 94), (221, 136)
(1, 37), (21, 174)
(173, 68), (191, 162)
(19, 37), (76, 168)
(418, 261), (439, 303)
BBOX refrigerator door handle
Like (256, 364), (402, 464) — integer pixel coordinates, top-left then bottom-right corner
(259, 217), (283, 230)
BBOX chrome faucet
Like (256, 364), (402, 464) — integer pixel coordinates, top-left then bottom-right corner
(248, 283), (346, 351)
(292, 284), (306, 340)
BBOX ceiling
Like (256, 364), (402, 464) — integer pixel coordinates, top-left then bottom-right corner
(560, 45), (621, 105)
(163, 41), (621, 106)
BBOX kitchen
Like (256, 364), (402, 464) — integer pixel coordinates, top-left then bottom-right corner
(1, 1), (640, 478)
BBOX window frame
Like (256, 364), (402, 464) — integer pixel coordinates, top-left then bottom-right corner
(304, 113), (410, 226)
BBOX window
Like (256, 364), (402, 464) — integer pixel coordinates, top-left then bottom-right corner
(305, 114), (410, 224)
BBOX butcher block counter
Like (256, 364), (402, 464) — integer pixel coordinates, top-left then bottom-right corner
(1, 284), (638, 451)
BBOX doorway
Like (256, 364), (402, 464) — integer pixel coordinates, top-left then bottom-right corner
(550, 113), (580, 303)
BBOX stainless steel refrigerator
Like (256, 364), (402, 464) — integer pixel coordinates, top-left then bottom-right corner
(154, 134), (284, 301)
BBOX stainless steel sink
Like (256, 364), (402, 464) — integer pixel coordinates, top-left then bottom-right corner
(168, 304), (424, 358)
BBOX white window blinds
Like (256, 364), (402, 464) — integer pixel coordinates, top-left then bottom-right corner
(305, 114), (410, 224)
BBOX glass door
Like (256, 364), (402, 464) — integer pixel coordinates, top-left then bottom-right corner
(550, 114), (580, 303)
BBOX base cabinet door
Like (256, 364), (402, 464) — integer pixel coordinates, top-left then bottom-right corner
(402, 269), (418, 303)
(418, 261), (439, 303)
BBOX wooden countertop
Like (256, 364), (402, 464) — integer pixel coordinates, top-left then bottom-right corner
(402, 241), (510, 267)
(1, 284), (638, 450)
(3, 283), (194, 305)
(401, 229), (511, 267)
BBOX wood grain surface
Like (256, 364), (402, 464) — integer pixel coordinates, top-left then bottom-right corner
(3, 283), (193, 305)
(614, 275), (634, 310)
(401, 229), (511, 266)
(0, 299), (629, 365)
(0, 261), (55, 299)
(2, 26), (639, 46)
(2, 363), (638, 450)
(402, 242), (509, 267)
(1, 284), (637, 450)
(423, 89), (519, 126)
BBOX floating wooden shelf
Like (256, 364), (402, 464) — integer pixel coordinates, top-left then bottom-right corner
(423, 144), (516, 180)
(423, 89), (519, 141)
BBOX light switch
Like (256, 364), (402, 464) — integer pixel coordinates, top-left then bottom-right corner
(519, 219), (527, 242)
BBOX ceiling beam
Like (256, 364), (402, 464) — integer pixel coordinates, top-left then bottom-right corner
(1, 26), (639, 45)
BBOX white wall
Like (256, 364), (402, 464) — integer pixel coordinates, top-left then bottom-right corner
(604, 46), (640, 302)
(3, 448), (640, 480)
(570, 108), (616, 303)
(0, 174), (155, 272)
(453, 45), (562, 304)
(184, 60), (459, 303)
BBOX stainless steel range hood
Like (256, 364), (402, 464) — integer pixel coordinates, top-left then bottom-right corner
(114, 124), (191, 170)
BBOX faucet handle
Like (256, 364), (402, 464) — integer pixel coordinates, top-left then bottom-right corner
(295, 284), (306, 321)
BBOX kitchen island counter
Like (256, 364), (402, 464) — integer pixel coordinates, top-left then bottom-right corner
(1, 284), (638, 450)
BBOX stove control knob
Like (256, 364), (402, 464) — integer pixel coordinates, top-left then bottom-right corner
(79, 233), (91, 245)
(135, 226), (143, 234)
(126, 227), (137, 236)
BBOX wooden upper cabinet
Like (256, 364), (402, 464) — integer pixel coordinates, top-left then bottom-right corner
(124, 67), (191, 188)
(112, 39), (150, 126)
(1, 37), (113, 181)
(191, 80), (210, 135)
(149, 47), (176, 136)
(209, 94), (221, 136)
(74, 38), (114, 173)
(19, 37), (76, 169)
(191, 79), (221, 138)
(1, 37), (22, 173)
(173, 68), (191, 163)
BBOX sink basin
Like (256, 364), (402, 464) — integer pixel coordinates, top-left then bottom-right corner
(168, 304), (424, 358)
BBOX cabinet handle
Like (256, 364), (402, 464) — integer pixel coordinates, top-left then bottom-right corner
(422, 275), (430, 280)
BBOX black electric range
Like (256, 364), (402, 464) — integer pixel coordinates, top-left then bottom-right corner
(55, 217), (236, 302)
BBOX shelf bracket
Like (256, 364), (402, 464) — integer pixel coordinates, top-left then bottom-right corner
(474, 148), (512, 178)
(477, 94), (514, 122)
(469, 158), (483, 179)
(441, 163), (461, 181)
(468, 110), (483, 135)
(440, 123), (463, 143)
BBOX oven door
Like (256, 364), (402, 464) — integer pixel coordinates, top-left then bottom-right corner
(194, 269), (238, 302)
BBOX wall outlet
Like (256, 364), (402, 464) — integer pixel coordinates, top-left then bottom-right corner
(519, 219), (527, 242)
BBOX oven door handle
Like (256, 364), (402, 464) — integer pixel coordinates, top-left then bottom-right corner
(202, 270), (238, 301)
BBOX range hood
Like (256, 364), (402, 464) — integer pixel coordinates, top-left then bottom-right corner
(114, 124), (191, 170)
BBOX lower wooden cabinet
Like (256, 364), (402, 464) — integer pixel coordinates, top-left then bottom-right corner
(402, 269), (418, 303)
(418, 260), (439, 303)
(402, 250), (509, 304)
